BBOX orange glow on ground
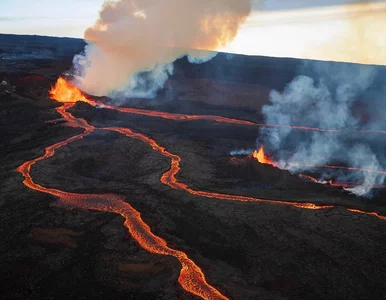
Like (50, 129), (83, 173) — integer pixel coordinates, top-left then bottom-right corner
(287, 162), (386, 176)
(298, 174), (386, 190)
(90, 101), (386, 135)
(17, 97), (228, 300)
(347, 209), (386, 221)
(50, 78), (386, 135)
(17, 79), (386, 299)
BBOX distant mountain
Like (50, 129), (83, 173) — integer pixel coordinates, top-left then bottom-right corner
(0, 33), (86, 60)
(4, 33), (383, 94)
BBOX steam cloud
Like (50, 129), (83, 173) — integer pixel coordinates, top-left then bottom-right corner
(230, 149), (254, 156)
(259, 62), (386, 196)
(73, 0), (251, 98)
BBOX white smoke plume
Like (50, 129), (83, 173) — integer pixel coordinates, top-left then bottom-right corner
(259, 62), (386, 196)
(73, 0), (251, 98)
(230, 149), (254, 156)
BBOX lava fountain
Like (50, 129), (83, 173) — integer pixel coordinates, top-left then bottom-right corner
(252, 146), (275, 166)
(49, 77), (90, 103)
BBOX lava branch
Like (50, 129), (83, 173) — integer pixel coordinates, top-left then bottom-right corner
(52, 78), (386, 192)
(298, 174), (386, 189)
(102, 127), (326, 210)
(16, 79), (386, 297)
(252, 145), (386, 190)
(50, 78), (386, 135)
(92, 101), (386, 134)
(287, 162), (386, 175)
(17, 84), (229, 300)
(18, 159), (228, 300)
(47, 78), (386, 218)
(101, 126), (386, 220)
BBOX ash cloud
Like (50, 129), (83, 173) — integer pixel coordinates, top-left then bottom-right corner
(72, 0), (251, 99)
(259, 61), (386, 196)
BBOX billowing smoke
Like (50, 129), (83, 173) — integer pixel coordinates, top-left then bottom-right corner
(259, 62), (386, 196)
(72, 0), (251, 98)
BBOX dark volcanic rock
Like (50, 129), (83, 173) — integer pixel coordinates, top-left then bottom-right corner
(1, 34), (386, 300)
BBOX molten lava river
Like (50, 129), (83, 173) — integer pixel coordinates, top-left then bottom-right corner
(17, 77), (386, 300)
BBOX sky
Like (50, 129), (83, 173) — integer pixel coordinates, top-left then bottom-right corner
(224, 0), (386, 64)
(1, 0), (385, 64)
(0, 0), (105, 37)
(0, 0), (374, 38)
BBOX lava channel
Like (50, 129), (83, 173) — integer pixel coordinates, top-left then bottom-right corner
(252, 145), (386, 190)
(50, 78), (386, 135)
(17, 76), (386, 300)
(47, 77), (386, 219)
(101, 127), (386, 221)
(298, 174), (386, 190)
(17, 79), (229, 300)
(17, 79), (386, 299)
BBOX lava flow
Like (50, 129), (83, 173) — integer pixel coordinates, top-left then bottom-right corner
(50, 77), (386, 135)
(17, 78), (229, 300)
(251, 145), (386, 189)
(298, 174), (386, 190)
(287, 162), (386, 176)
(17, 77), (386, 299)
(51, 78), (386, 217)
(92, 101), (386, 134)
(101, 126), (333, 210)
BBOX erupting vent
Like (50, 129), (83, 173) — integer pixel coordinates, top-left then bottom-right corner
(252, 146), (275, 166)
(49, 77), (89, 103)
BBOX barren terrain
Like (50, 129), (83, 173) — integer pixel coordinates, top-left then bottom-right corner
(1, 34), (386, 300)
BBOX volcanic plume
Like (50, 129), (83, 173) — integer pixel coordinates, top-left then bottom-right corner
(72, 0), (251, 98)
(258, 62), (386, 196)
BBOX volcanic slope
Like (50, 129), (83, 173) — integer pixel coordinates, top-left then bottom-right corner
(2, 34), (386, 300)
(18, 80), (386, 299)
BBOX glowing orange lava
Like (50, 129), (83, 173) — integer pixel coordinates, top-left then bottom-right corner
(50, 78), (386, 136)
(49, 77), (90, 103)
(287, 162), (386, 175)
(252, 146), (275, 166)
(17, 78), (386, 299)
(18, 80), (229, 300)
(49, 78), (386, 217)
(347, 209), (386, 221)
(250, 145), (386, 189)
(298, 174), (386, 189)
(88, 101), (386, 135)
(299, 174), (320, 183)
